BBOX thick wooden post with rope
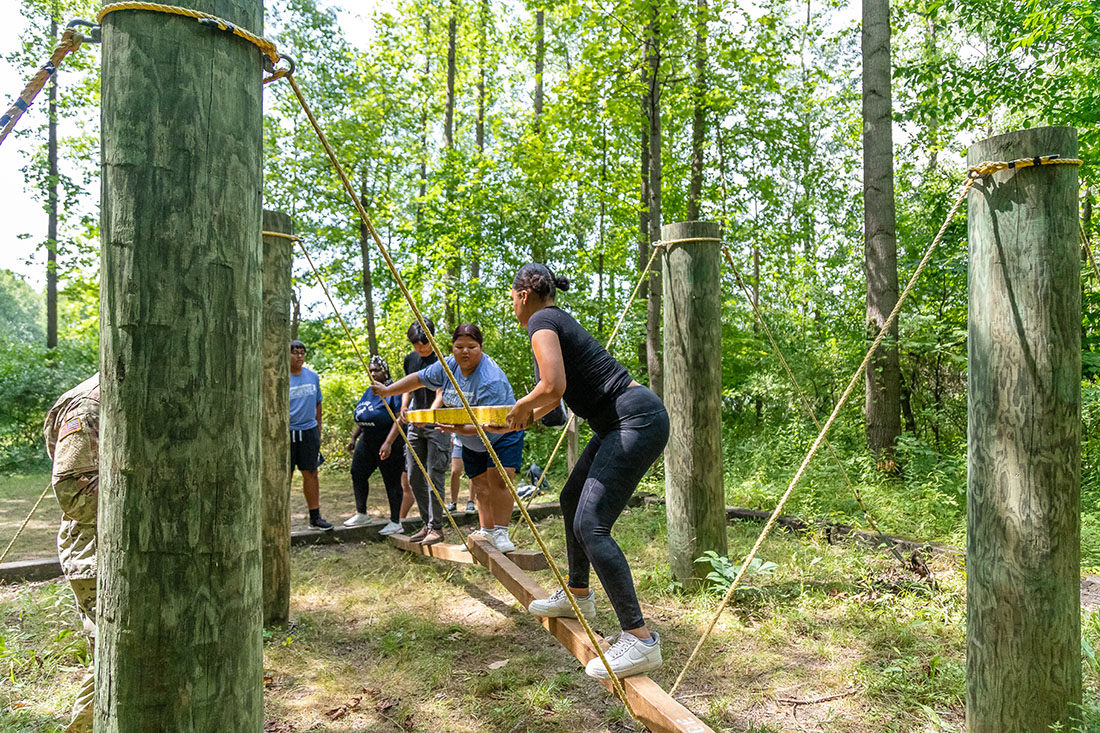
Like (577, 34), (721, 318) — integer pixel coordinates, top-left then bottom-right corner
(967, 126), (1081, 731)
(661, 220), (726, 587)
(97, 0), (265, 729)
(262, 210), (293, 627)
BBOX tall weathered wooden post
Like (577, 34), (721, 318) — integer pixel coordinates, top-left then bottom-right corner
(262, 211), (292, 627)
(967, 126), (1081, 731)
(662, 220), (726, 587)
(97, 0), (265, 729)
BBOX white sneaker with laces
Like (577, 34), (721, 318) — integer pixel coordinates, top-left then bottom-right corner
(585, 631), (662, 679)
(490, 528), (515, 553)
(378, 521), (403, 536)
(343, 512), (372, 527)
(528, 587), (596, 620)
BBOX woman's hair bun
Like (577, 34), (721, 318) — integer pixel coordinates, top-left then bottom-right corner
(553, 275), (571, 292)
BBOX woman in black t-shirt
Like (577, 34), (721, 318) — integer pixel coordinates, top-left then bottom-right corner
(505, 263), (670, 680)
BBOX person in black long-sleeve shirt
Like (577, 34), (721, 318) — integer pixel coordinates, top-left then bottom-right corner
(344, 355), (405, 534)
(505, 263), (669, 680)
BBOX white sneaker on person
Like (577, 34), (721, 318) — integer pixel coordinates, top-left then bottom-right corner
(460, 527), (491, 552)
(585, 631), (662, 679)
(378, 521), (403, 536)
(528, 587), (596, 620)
(343, 512), (372, 527)
(490, 528), (515, 553)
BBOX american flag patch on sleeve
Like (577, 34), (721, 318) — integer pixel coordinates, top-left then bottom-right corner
(58, 417), (82, 441)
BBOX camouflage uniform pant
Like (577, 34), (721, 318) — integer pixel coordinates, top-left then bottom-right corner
(65, 577), (95, 733)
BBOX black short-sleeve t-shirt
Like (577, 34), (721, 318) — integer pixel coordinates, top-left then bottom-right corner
(527, 306), (633, 420)
(404, 351), (438, 410)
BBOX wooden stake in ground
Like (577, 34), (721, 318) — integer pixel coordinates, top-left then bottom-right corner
(97, 0), (265, 729)
(967, 126), (1081, 730)
(262, 210), (293, 627)
(661, 220), (726, 587)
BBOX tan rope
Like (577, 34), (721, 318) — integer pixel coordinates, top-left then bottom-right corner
(511, 241), (665, 540)
(653, 236), (721, 246)
(280, 72), (637, 716)
(668, 174), (978, 697)
(0, 484), (52, 567)
(97, 2), (279, 63)
(293, 236), (464, 541)
(0, 29), (84, 150)
(262, 230), (301, 242)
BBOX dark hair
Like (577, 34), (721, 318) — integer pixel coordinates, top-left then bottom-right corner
(512, 263), (570, 301)
(407, 317), (436, 344)
(290, 339), (307, 353)
(452, 323), (484, 345)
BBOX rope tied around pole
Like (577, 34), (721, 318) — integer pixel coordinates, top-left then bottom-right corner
(97, 2), (280, 64)
(967, 154), (1082, 179)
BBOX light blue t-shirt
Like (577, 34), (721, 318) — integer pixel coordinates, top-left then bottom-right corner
(289, 367), (322, 430)
(419, 354), (515, 452)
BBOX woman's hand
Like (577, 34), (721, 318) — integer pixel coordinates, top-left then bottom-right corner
(369, 380), (390, 397)
(346, 438), (356, 453)
(506, 401), (534, 431)
(379, 441), (393, 460)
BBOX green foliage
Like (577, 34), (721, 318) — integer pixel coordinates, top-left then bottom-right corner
(695, 549), (779, 593)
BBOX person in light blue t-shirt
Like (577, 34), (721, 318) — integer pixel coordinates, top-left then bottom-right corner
(371, 324), (524, 553)
(289, 339), (332, 530)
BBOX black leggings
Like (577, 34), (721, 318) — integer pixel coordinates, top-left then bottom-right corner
(561, 386), (669, 631)
(350, 429), (404, 521)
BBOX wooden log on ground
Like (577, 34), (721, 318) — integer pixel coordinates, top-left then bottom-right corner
(466, 534), (715, 733)
(661, 220), (726, 588)
(262, 210), (293, 627)
(387, 533), (548, 571)
(97, 0), (264, 729)
(967, 126), (1081, 731)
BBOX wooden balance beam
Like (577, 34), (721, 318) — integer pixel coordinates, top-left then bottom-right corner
(465, 533), (714, 733)
(387, 533), (549, 572)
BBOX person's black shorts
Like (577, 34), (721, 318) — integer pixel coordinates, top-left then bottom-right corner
(290, 426), (323, 472)
(462, 430), (524, 479)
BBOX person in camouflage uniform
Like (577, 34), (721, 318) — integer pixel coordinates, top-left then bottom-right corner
(43, 373), (100, 733)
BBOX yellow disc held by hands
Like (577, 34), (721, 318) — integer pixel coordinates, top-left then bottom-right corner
(406, 406), (512, 426)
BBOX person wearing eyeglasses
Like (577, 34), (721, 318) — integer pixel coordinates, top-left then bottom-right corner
(380, 319), (449, 545)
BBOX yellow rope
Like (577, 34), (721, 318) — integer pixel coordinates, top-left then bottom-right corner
(511, 241), (665, 540)
(670, 152), (1084, 696)
(279, 72), (637, 717)
(97, 2), (279, 63)
(0, 484), (53, 567)
(292, 235), (465, 541)
(0, 29), (84, 150)
(653, 236), (721, 246)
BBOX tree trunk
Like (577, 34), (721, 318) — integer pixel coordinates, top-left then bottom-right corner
(97, 0), (264, 728)
(687, 0), (706, 221)
(862, 0), (901, 464)
(359, 168), (379, 355)
(662, 220), (724, 588)
(417, 17), (430, 230)
(598, 125), (606, 339)
(46, 15), (58, 350)
(444, 3), (459, 331)
(637, 42), (651, 378)
(533, 9), (545, 131)
(261, 211), (292, 628)
(645, 0), (663, 399)
(290, 288), (300, 339)
(966, 126), (1081, 732)
(472, 0), (489, 283)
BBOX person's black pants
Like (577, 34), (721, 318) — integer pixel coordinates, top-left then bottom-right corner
(350, 429), (404, 522)
(560, 386), (669, 631)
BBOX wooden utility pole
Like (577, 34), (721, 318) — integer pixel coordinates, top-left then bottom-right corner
(262, 211), (292, 627)
(662, 220), (725, 587)
(967, 126), (1081, 731)
(97, 1), (264, 729)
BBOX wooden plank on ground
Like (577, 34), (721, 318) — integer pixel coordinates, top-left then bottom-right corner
(466, 534), (714, 733)
(388, 533), (548, 571)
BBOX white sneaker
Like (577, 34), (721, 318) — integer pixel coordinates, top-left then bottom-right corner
(343, 512), (372, 527)
(528, 587), (596, 620)
(585, 631), (662, 679)
(490, 528), (515, 553)
(378, 521), (403, 536)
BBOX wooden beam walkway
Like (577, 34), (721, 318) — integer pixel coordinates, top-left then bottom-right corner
(390, 530), (714, 733)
